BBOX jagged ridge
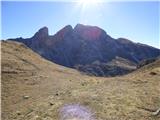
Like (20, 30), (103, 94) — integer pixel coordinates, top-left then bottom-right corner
(9, 24), (160, 76)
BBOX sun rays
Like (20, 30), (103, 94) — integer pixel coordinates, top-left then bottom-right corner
(73, 0), (104, 25)
(77, 0), (103, 9)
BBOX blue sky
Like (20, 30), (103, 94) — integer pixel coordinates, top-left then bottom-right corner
(1, 1), (160, 48)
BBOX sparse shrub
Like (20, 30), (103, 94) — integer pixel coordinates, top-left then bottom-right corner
(150, 71), (157, 75)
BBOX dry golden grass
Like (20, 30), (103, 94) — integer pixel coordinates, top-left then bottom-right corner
(1, 40), (160, 120)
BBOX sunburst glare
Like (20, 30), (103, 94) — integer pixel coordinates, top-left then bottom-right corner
(77, 0), (103, 9)
(74, 0), (105, 25)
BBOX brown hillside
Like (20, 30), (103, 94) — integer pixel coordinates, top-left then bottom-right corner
(1, 40), (160, 120)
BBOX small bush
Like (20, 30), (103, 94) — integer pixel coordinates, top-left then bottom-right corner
(150, 72), (157, 75)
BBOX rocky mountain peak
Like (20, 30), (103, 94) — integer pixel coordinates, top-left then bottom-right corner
(74, 24), (107, 40)
(33, 26), (49, 39)
(55, 25), (73, 38)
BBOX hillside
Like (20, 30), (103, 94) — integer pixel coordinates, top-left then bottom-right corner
(1, 40), (160, 120)
(9, 24), (160, 76)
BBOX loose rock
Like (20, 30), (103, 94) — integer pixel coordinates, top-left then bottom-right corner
(23, 96), (30, 99)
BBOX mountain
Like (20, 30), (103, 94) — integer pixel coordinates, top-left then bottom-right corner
(9, 24), (160, 76)
(2, 40), (160, 120)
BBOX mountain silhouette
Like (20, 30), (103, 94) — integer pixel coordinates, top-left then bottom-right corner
(9, 24), (160, 76)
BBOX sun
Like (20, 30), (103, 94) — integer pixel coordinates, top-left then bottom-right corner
(78, 0), (102, 6)
(74, 0), (104, 25)
(77, 0), (103, 10)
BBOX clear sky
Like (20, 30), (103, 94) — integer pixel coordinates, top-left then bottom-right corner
(1, 0), (160, 48)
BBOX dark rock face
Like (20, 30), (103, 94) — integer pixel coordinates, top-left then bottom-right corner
(75, 56), (137, 77)
(9, 24), (160, 76)
(137, 57), (160, 68)
(34, 27), (49, 39)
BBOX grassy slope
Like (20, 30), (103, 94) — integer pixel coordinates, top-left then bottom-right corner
(1, 41), (160, 120)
